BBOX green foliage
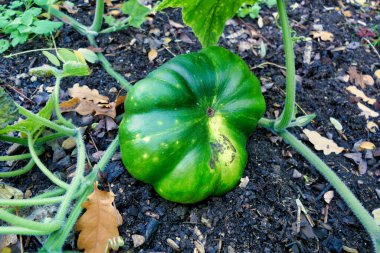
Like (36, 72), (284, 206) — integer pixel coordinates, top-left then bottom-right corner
(102, 0), (150, 32)
(0, 88), (19, 129)
(0, 0), (62, 53)
(30, 48), (94, 78)
(237, 0), (276, 19)
(121, 0), (150, 28)
(157, 0), (257, 47)
(119, 46), (265, 203)
(0, 97), (54, 135)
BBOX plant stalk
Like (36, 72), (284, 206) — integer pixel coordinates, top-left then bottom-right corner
(86, 35), (133, 91)
(259, 118), (380, 251)
(0, 159), (35, 178)
(90, 0), (105, 32)
(273, 0), (296, 132)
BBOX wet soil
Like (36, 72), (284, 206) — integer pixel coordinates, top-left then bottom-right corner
(1, 0), (380, 252)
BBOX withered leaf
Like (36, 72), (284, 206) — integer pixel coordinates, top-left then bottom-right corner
(346, 85), (376, 105)
(60, 98), (116, 118)
(68, 83), (109, 104)
(303, 129), (344, 155)
(76, 182), (123, 253)
(310, 31), (334, 42)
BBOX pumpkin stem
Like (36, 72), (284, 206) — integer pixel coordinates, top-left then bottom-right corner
(206, 107), (215, 117)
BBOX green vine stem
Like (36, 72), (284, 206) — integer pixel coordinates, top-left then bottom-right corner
(27, 134), (69, 189)
(17, 104), (76, 136)
(273, 0), (296, 132)
(40, 4), (95, 36)
(258, 118), (380, 250)
(54, 133), (86, 222)
(0, 226), (56, 235)
(53, 78), (75, 129)
(86, 35), (133, 91)
(0, 209), (61, 232)
(42, 135), (120, 251)
(90, 0), (104, 32)
(0, 132), (66, 146)
(0, 159), (35, 178)
(0, 196), (64, 207)
(41, 2), (133, 91)
(0, 149), (43, 162)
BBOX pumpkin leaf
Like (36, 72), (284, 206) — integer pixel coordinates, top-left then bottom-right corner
(303, 129), (344, 155)
(157, 0), (258, 47)
(121, 0), (150, 28)
(62, 61), (91, 77)
(0, 97), (54, 134)
(42, 51), (61, 66)
(0, 39), (10, 53)
(77, 48), (98, 64)
(75, 182), (123, 253)
(0, 87), (19, 129)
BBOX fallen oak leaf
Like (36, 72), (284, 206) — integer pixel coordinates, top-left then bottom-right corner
(76, 182), (123, 253)
(60, 98), (117, 118)
(68, 83), (109, 104)
(303, 129), (344, 155)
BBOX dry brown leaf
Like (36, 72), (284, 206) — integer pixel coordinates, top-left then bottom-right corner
(303, 129), (344, 155)
(76, 182), (123, 253)
(310, 31), (334, 42)
(68, 83), (109, 104)
(357, 102), (379, 118)
(115, 95), (127, 108)
(60, 97), (116, 118)
(148, 49), (158, 62)
(346, 85), (376, 105)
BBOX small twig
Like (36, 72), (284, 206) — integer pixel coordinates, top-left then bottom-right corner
(6, 85), (35, 104)
(363, 38), (380, 59)
(251, 61), (286, 70)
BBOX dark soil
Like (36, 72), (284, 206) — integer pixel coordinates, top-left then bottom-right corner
(1, 0), (380, 252)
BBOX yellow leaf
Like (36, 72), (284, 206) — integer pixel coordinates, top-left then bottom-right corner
(310, 31), (334, 42)
(346, 85), (376, 105)
(148, 49), (158, 62)
(68, 83), (109, 104)
(62, 137), (76, 150)
(358, 141), (376, 151)
(74, 50), (87, 64)
(357, 102), (379, 118)
(303, 129), (344, 155)
(76, 182), (123, 253)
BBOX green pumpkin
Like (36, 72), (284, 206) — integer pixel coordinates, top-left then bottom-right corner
(119, 46), (265, 203)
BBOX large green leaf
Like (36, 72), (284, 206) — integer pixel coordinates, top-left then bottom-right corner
(157, 0), (257, 47)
